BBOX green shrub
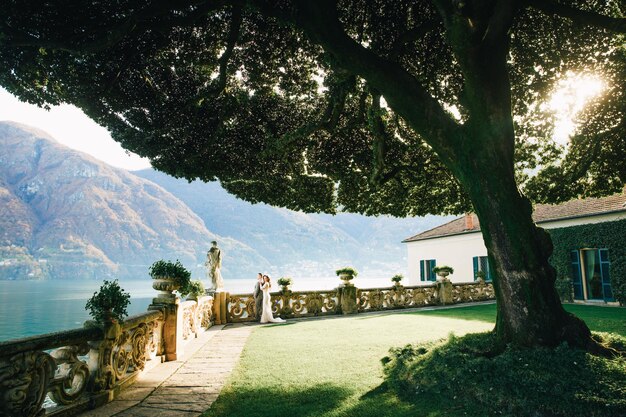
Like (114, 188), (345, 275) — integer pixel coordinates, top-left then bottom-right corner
(85, 279), (131, 323)
(432, 265), (454, 275)
(181, 279), (205, 298)
(336, 267), (358, 277)
(391, 274), (403, 283)
(382, 332), (626, 417)
(149, 259), (191, 289)
(277, 277), (293, 286)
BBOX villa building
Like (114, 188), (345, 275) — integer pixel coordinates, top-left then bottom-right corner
(403, 191), (626, 303)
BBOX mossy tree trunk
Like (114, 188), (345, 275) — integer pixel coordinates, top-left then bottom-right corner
(458, 156), (592, 348)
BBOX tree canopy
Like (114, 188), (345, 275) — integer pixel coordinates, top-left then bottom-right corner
(2, 0), (623, 218)
(3, 0), (626, 350)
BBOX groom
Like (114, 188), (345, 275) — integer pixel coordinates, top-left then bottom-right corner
(253, 272), (264, 321)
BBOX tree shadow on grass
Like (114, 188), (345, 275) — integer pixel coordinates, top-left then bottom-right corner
(202, 383), (353, 417)
(342, 383), (450, 417)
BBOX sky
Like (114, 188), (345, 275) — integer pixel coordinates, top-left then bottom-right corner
(0, 73), (605, 171)
(0, 87), (150, 170)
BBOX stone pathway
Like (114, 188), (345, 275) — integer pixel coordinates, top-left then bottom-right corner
(81, 324), (253, 417)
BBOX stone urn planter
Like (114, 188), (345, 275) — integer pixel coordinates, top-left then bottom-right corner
(277, 277), (293, 293)
(432, 266), (454, 279)
(391, 274), (404, 287)
(336, 267), (358, 287)
(149, 260), (191, 304)
(152, 277), (181, 302)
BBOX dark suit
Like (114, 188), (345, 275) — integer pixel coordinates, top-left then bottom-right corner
(253, 280), (263, 321)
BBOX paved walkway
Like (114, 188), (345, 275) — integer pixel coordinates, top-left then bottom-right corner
(82, 324), (254, 417)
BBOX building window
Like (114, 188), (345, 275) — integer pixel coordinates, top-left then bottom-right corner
(472, 256), (492, 281)
(571, 249), (613, 302)
(420, 259), (437, 281)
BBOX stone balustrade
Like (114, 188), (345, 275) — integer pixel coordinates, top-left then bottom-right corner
(0, 280), (493, 417)
(226, 281), (495, 322)
(0, 294), (215, 417)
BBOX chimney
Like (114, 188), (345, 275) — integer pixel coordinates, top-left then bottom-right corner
(464, 213), (474, 230)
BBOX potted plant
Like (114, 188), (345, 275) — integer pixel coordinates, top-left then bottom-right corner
(85, 279), (131, 324)
(336, 267), (358, 286)
(432, 265), (454, 280)
(182, 280), (205, 300)
(475, 270), (486, 283)
(391, 274), (404, 286)
(277, 277), (293, 292)
(149, 259), (192, 300)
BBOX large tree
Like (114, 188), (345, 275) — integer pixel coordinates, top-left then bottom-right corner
(1, 0), (625, 351)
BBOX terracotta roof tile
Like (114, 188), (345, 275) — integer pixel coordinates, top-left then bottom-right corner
(403, 191), (626, 243)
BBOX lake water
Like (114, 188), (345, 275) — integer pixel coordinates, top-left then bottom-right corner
(0, 277), (393, 342)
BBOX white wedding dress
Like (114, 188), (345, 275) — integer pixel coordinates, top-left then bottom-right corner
(260, 283), (286, 324)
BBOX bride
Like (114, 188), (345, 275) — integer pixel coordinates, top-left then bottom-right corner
(260, 274), (286, 324)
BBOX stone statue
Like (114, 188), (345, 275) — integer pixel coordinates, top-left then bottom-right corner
(206, 241), (224, 291)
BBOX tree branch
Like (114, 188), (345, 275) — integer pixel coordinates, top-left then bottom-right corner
(208, 5), (243, 96)
(265, 70), (355, 154)
(389, 19), (440, 58)
(526, 0), (626, 33)
(483, 0), (520, 47)
(285, 0), (462, 164)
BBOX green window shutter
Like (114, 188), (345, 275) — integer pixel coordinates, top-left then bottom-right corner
(486, 258), (493, 282)
(420, 260), (425, 282)
(599, 249), (613, 302)
(473, 256), (478, 280)
(429, 259), (437, 281)
(570, 250), (584, 300)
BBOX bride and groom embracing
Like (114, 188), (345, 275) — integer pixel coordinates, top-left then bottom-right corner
(253, 273), (286, 324)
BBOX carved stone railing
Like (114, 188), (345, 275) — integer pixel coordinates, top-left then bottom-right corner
(227, 289), (341, 323)
(0, 293), (215, 417)
(181, 295), (214, 341)
(451, 281), (495, 303)
(357, 285), (438, 312)
(0, 310), (162, 417)
(226, 281), (494, 323)
(272, 290), (340, 318)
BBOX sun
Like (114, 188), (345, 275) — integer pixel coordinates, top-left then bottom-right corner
(547, 72), (605, 145)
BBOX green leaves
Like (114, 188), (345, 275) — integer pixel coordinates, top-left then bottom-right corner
(85, 279), (131, 323)
(1, 1), (623, 217)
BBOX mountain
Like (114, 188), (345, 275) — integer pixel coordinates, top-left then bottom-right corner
(135, 170), (450, 279)
(0, 121), (449, 282)
(0, 121), (268, 281)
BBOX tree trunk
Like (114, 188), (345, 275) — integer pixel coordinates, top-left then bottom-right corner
(458, 153), (594, 349)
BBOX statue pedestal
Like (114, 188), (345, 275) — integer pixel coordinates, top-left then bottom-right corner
(208, 290), (228, 324)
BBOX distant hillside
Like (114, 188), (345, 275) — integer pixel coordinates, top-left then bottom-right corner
(135, 170), (449, 278)
(0, 121), (268, 280)
(0, 121), (450, 282)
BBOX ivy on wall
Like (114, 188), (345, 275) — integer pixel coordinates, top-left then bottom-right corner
(548, 218), (626, 305)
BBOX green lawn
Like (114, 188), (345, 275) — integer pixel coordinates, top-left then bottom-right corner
(202, 304), (626, 417)
(409, 302), (626, 336)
